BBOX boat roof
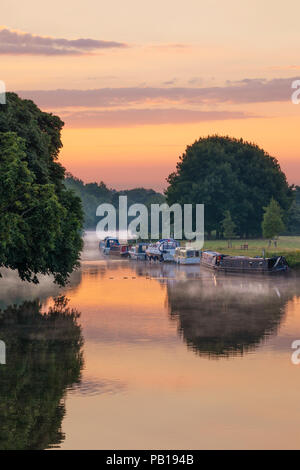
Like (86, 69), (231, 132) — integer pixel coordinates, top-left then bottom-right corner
(177, 247), (199, 251)
(202, 250), (282, 261)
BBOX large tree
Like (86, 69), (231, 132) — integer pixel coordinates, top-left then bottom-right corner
(165, 135), (293, 237)
(0, 93), (83, 285)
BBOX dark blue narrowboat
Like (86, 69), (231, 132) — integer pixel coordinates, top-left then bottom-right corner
(200, 250), (289, 275)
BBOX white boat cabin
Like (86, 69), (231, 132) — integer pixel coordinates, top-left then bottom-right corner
(174, 248), (201, 264)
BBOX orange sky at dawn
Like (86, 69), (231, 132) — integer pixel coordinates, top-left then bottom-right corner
(1, 0), (300, 191)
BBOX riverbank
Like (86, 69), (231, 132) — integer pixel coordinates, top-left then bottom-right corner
(203, 236), (300, 268)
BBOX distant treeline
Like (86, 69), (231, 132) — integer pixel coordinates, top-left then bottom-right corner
(64, 173), (166, 229)
(65, 173), (300, 236)
(286, 186), (300, 235)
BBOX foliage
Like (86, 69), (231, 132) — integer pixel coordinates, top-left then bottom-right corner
(262, 198), (285, 240)
(286, 187), (300, 235)
(221, 210), (236, 240)
(165, 135), (293, 237)
(280, 250), (300, 268)
(0, 296), (83, 450)
(64, 173), (166, 229)
(287, 200), (300, 235)
(0, 93), (83, 285)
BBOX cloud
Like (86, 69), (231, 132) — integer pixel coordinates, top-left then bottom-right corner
(188, 77), (203, 86)
(58, 108), (252, 128)
(163, 79), (178, 86)
(18, 77), (297, 108)
(0, 27), (127, 55)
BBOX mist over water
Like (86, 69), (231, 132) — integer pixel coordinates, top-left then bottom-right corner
(1, 231), (300, 449)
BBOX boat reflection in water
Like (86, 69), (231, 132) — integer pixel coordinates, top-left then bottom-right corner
(0, 297), (84, 450)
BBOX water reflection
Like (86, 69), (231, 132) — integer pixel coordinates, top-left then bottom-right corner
(80, 257), (300, 359)
(111, 259), (300, 357)
(0, 297), (84, 450)
(166, 275), (298, 357)
(2, 232), (300, 449)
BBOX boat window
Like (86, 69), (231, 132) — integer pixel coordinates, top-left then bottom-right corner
(163, 242), (177, 250)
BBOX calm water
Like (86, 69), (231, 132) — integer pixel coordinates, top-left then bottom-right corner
(1, 231), (300, 450)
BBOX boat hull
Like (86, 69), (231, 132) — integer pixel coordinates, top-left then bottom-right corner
(199, 251), (289, 275)
(176, 257), (201, 265)
(99, 239), (129, 257)
(200, 260), (289, 275)
(129, 252), (147, 260)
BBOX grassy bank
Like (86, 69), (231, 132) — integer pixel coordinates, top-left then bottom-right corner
(203, 236), (300, 268)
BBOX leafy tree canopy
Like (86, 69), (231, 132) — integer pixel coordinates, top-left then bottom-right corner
(165, 135), (293, 237)
(221, 210), (236, 240)
(287, 201), (300, 235)
(0, 93), (83, 285)
(262, 198), (285, 240)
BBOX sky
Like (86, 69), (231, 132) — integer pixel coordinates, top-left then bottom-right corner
(1, 0), (300, 191)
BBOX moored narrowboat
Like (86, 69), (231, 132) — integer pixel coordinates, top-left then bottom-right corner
(200, 250), (289, 275)
(99, 237), (129, 257)
(146, 239), (180, 262)
(128, 243), (149, 260)
(174, 247), (201, 265)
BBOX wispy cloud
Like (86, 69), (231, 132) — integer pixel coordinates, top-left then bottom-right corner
(18, 77), (296, 108)
(58, 108), (252, 128)
(0, 27), (127, 55)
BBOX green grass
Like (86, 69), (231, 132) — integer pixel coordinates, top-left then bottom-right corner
(202, 236), (300, 268)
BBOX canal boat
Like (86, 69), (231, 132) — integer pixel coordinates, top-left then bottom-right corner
(200, 250), (289, 275)
(128, 243), (149, 260)
(99, 237), (129, 257)
(174, 247), (201, 265)
(146, 239), (180, 262)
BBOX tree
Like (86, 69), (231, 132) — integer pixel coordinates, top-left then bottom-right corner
(165, 135), (293, 237)
(262, 198), (285, 245)
(287, 200), (300, 235)
(286, 186), (300, 235)
(64, 174), (165, 229)
(221, 210), (236, 247)
(0, 93), (83, 285)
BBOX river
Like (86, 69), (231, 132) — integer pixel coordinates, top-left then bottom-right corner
(0, 231), (300, 450)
